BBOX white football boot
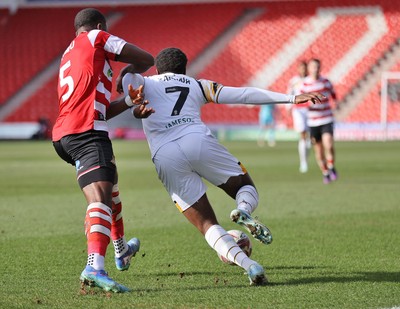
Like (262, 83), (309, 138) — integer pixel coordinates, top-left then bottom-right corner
(230, 209), (272, 245)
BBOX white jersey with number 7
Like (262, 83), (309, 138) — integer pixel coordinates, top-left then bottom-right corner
(122, 72), (294, 158)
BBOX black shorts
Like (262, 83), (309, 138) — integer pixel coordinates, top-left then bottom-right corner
(53, 130), (116, 188)
(310, 122), (334, 143)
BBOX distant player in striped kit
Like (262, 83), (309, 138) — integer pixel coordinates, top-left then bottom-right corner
(300, 59), (338, 184)
(119, 48), (324, 285)
(52, 8), (154, 292)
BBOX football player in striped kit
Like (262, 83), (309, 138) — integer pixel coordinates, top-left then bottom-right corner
(119, 48), (324, 285)
(300, 59), (338, 184)
(52, 8), (154, 292)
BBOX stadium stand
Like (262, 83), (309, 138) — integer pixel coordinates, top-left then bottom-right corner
(346, 56), (400, 123)
(107, 4), (247, 100)
(1, 3), (246, 124)
(0, 8), (77, 105)
(0, 0), (399, 139)
(200, 1), (400, 125)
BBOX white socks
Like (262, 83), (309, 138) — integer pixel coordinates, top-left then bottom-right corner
(113, 236), (128, 258)
(298, 139), (309, 171)
(205, 225), (254, 271)
(87, 253), (105, 270)
(235, 185), (258, 215)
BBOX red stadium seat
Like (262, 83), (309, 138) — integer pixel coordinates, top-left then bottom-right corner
(1, 1), (400, 126)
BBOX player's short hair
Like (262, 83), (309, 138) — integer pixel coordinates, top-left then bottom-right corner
(155, 48), (187, 74)
(74, 8), (106, 31)
(299, 60), (307, 67)
(309, 58), (321, 66)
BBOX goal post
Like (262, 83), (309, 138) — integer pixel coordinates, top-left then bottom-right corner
(380, 72), (400, 141)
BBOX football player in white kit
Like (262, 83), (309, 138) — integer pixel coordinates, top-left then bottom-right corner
(119, 48), (323, 285)
(287, 61), (310, 173)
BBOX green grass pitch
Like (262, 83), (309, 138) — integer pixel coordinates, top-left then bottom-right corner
(0, 139), (399, 309)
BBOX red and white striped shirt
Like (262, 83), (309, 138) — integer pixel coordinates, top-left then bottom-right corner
(52, 30), (126, 141)
(300, 76), (336, 127)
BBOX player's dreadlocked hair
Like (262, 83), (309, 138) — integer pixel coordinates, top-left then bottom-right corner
(74, 8), (106, 31)
(155, 48), (187, 75)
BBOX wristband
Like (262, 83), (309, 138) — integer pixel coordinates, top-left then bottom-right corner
(125, 95), (134, 107)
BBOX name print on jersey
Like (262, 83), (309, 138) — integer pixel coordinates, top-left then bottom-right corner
(163, 75), (191, 84)
(165, 117), (193, 129)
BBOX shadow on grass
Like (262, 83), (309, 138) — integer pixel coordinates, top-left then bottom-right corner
(271, 271), (400, 286)
(78, 272), (248, 295)
(270, 265), (329, 270)
(150, 265), (326, 278)
(78, 270), (400, 296)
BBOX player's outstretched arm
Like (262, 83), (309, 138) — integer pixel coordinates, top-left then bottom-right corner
(217, 86), (324, 106)
(217, 86), (295, 105)
(107, 84), (144, 120)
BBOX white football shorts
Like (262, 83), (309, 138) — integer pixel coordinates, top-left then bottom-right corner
(153, 132), (246, 212)
(292, 106), (309, 133)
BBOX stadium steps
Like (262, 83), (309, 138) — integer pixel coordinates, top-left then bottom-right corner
(2, 1), (400, 126)
(335, 37), (400, 121)
(0, 57), (60, 122)
(187, 7), (265, 78)
(0, 8), (77, 106)
(344, 50), (400, 123)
